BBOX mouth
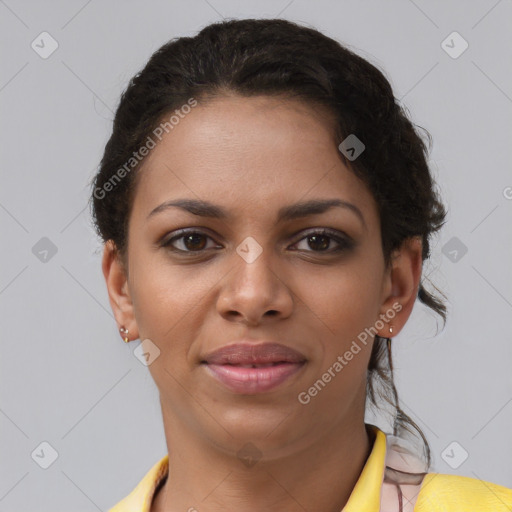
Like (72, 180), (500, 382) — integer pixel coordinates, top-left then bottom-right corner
(200, 342), (307, 394)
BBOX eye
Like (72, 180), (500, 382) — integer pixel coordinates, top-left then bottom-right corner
(291, 229), (353, 253)
(161, 229), (220, 253)
(160, 228), (353, 255)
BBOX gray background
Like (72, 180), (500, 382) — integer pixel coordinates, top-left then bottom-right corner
(1, 0), (511, 510)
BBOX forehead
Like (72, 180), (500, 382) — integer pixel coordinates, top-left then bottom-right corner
(131, 94), (377, 225)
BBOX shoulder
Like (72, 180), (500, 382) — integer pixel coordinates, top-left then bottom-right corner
(415, 472), (512, 511)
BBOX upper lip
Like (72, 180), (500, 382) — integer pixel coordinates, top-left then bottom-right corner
(202, 342), (307, 365)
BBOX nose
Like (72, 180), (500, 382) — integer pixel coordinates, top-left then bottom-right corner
(216, 248), (294, 326)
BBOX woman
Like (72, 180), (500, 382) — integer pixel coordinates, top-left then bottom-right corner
(90, 18), (512, 512)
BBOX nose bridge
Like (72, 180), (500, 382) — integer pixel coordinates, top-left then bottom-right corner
(233, 236), (277, 301)
(217, 235), (292, 323)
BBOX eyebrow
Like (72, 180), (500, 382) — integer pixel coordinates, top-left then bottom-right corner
(147, 198), (366, 229)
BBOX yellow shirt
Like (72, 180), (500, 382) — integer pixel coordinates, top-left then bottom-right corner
(108, 427), (512, 511)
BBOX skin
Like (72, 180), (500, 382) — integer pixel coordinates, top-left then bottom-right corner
(102, 93), (422, 512)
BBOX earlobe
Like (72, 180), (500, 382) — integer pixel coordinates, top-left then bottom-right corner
(377, 236), (423, 338)
(102, 240), (139, 341)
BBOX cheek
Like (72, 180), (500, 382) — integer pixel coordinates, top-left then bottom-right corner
(130, 256), (209, 343)
(302, 261), (383, 345)
(131, 262), (212, 392)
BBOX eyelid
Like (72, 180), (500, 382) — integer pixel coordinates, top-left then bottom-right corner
(293, 227), (350, 241)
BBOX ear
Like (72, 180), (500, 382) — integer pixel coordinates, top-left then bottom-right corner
(102, 240), (139, 342)
(376, 236), (422, 338)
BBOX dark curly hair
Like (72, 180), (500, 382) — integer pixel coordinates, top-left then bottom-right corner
(89, 18), (447, 472)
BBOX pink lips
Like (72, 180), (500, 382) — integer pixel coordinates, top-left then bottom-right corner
(201, 342), (306, 394)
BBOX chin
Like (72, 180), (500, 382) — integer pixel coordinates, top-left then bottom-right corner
(206, 401), (306, 452)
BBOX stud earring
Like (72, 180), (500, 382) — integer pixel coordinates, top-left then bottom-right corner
(389, 325), (393, 336)
(119, 326), (130, 343)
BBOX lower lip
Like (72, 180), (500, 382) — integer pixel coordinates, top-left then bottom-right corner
(203, 362), (305, 393)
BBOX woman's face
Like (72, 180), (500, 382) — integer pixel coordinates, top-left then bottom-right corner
(104, 94), (418, 457)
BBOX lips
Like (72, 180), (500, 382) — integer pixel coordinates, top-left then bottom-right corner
(202, 342), (306, 365)
(201, 342), (307, 393)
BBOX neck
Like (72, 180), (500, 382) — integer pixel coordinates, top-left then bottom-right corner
(151, 416), (373, 512)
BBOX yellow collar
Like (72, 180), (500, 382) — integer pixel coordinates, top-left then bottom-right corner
(109, 425), (387, 512)
(343, 425), (386, 511)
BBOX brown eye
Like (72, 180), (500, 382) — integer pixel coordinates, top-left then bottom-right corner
(306, 234), (330, 251)
(292, 229), (353, 254)
(182, 233), (207, 251)
(162, 230), (218, 253)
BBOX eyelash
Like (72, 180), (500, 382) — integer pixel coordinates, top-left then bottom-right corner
(160, 228), (353, 255)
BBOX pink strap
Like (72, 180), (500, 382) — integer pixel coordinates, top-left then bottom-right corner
(380, 435), (427, 512)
